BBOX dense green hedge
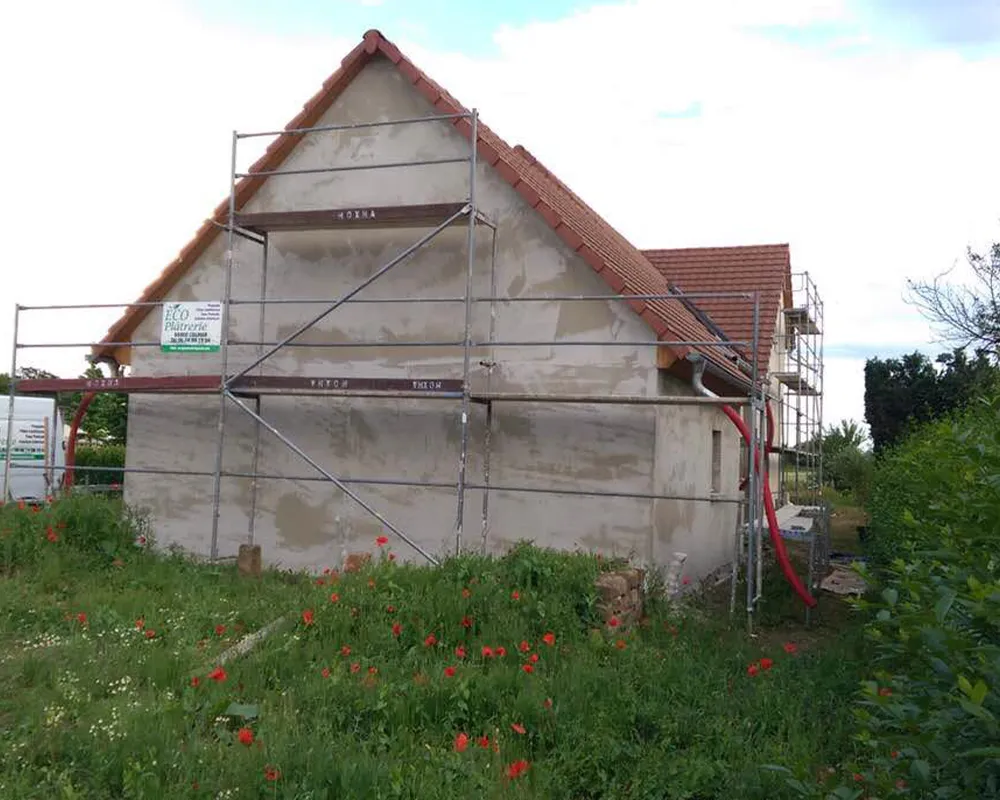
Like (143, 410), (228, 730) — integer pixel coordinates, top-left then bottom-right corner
(788, 391), (1000, 798)
(73, 444), (125, 487)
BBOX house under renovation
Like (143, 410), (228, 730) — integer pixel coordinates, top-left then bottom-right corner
(9, 30), (824, 609)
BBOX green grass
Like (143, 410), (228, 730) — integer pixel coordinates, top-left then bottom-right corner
(0, 496), (868, 799)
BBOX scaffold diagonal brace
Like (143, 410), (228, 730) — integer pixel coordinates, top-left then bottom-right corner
(224, 390), (440, 565)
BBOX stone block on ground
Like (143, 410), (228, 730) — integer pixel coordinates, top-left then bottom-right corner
(595, 567), (645, 626)
(237, 544), (262, 577)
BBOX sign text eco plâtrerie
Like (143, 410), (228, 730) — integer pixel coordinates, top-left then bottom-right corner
(160, 302), (223, 353)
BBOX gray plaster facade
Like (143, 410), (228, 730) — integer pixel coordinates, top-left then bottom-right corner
(123, 58), (747, 578)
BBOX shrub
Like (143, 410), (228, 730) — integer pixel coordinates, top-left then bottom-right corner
(73, 444), (125, 487)
(784, 392), (1000, 798)
(824, 446), (874, 505)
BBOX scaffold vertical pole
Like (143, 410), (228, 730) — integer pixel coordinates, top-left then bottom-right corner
(745, 289), (761, 631)
(247, 233), (269, 546)
(454, 109), (479, 556)
(3, 305), (20, 502)
(209, 130), (239, 561)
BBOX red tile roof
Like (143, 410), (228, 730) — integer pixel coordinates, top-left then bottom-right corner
(94, 29), (751, 387)
(642, 245), (792, 370)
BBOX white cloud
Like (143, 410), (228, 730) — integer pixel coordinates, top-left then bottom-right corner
(1, 0), (997, 431)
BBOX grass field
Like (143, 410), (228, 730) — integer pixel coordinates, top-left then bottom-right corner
(0, 495), (868, 799)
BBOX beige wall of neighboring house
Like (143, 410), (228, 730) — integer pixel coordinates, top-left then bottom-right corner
(121, 57), (745, 576)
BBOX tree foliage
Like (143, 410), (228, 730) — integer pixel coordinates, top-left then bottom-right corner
(906, 239), (1000, 356)
(863, 348), (996, 453)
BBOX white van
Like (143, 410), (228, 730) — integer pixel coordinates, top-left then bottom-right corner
(0, 396), (66, 502)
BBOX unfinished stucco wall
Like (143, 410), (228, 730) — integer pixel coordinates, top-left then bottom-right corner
(652, 372), (742, 578)
(123, 56), (736, 576)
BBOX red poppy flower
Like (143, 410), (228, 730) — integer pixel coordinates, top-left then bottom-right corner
(135, 618), (145, 630)
(496, 646), (507, 657)
(315, 578), (326, 587)
(760, 657), (773, 670)
(190, 676), (200, 688)
(455, 645), (466, 659)
(615, 639), (626, 650)
(454, 732), (469, 753)
(208, 666), (227, 682)
(444, 666), (456, 678)
(376, 535), (389, 547)
(518, 640), (531, 653)
(321, 667), (331, 678)
(507, 760), (530, 779)
(264, 766), (280, 782)
(783, 642), (798, 654)
(481, 646), (493, 658)
(853, 773), (864, 783)
(424, 634), (437, 647)
(350, 662), (361, 673)
(301, 609), (314, 626)
(511, 590), (520, 600)
(76, 612), (87, 625)
(340, 645), (351, 657)
(330, 592), (340, 603)
(747, 664), (759, 677)
(521, 663), (534, 674)
(608, 616), (621, 628)
(477, 735), (490, 749)
(214, 624), (225, 636)
(542, 632), (555, 646)
(461, 615), (473, 629)
(511, 723), (526, 735)
(462, 588), (471, 599)
(543, 697), (553, 709)
(145, 629), (156, 639)
(392, 622), (402, 638)
(878, 687), (892, 697)
(368, 666), (378, 675)
(386, 605), (396, 613)
(46, 527), (58, 543)
(237, 727), (254, 746)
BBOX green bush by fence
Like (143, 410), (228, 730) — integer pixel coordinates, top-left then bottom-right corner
(73, 444), (125, 487)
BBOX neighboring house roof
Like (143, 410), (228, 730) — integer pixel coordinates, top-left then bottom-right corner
(94, 28), (751, 388)
(642, 245), (792, 371)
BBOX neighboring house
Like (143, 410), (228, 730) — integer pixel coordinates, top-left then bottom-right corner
(84, 29), (806, 578)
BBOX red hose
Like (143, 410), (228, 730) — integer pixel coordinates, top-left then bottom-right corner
(721, 402), (817, 608)
(740, 403), (776, 491)
(63, 392), (95, 492)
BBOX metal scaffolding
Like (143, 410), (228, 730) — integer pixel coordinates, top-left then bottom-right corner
(1, 110), (818, 632)
(775, 271), (825, 505)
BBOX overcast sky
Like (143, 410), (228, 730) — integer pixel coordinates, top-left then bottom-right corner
(1, 0), (998, 430)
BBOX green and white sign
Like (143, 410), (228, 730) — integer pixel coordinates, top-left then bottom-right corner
(161, 301), (223, 353)
(0, 419), (46, 461)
